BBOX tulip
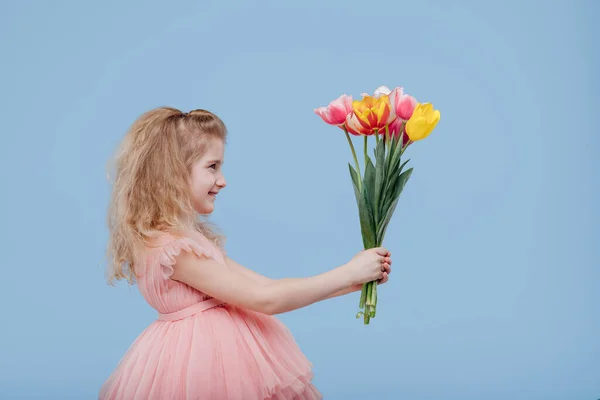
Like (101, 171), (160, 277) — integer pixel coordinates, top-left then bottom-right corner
(345, 113), (372, 136)
(313, 94), (353, 126)
(351, 95), (395, 134)
(405, 103), (440, 141)
(361, 85), (392, 99)
(388, 118), (411, 148)
(389, 87), (417, 121)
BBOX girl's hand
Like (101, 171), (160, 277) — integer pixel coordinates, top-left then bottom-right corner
(343, 247), (392, 286)
(378, 264), (391, 285)
(348, 251), (392, 292)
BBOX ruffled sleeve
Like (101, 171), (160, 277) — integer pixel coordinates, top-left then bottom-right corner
(158, 237), (214, 280)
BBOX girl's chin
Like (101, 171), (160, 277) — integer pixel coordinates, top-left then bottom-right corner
(193, 201), (214, 215)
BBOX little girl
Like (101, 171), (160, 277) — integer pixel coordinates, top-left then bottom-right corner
(99, 107), (392, 400)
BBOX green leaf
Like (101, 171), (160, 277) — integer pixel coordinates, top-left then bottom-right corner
(380, 168), (411, 224)
(388, 132), (398, 165)
(388, 136), (405, 177)
(373, 138), (386, 229)
(348, 163), (361, 208)
(364, 155), (376, 208)
(377, 196), (400, 242)
(381, 172), (399, 216)
(399, 159), (410, 173)
(358, 183), (376, 249)
(377, 167), (413, 241)
(385, 134), (396, 177)
(388, 149), (408, 178)
(381, 158), (410, 216)
(350, 157), (376, 250)
(396, 167), (414, 198)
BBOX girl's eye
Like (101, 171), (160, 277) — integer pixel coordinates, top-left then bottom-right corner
(209, 164), (216, 170)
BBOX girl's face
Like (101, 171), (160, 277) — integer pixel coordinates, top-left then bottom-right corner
(189, 137), (227, 215)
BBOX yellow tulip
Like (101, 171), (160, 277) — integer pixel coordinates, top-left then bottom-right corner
(405, 103), (440, 141)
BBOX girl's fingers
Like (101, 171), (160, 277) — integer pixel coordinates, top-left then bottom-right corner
(378, 272), (389, 284)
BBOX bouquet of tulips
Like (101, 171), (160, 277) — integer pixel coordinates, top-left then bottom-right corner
(314, 85), (440, 324)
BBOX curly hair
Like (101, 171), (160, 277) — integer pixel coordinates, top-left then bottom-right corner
(105, 106), (228, 285)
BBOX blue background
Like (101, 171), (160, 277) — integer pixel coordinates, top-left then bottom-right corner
(1, 0), (598, 399)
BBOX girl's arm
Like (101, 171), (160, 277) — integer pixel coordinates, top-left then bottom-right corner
(224, 256), (273, 285)
(170, 251), (355, 315)
(225, 256), (365, 300)
(325, 284), (362, 299)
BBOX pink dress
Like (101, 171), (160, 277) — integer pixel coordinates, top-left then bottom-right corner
(99, 230), (322, 400)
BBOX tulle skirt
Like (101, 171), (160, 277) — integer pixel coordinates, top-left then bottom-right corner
(98, 303), (322, 400)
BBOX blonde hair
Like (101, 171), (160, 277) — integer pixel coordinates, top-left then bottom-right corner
(105, 106), (228, 285)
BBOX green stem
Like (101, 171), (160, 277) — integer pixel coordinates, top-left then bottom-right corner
(385, 125), (392, 164)
(344, 127), (362, 192)
(364, 135), (368, 166)
(401, 139), (412, 156)
(372, 281), (378, 306)
(382, 128), (386, 157)
(359, 283), (366, 308)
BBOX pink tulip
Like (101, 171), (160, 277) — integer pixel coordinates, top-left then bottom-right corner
(389, 87), (417, 121)
(314, 94), (353, 126)
(388, 118), (411, 148)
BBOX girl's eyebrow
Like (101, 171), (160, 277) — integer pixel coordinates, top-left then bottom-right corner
(207, 160), (223, 165)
